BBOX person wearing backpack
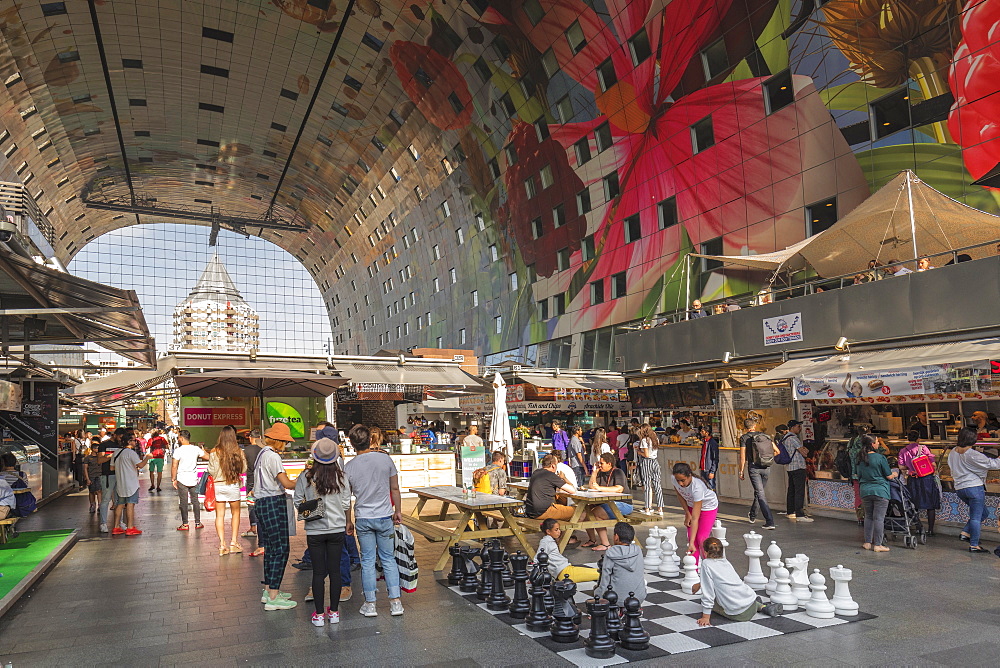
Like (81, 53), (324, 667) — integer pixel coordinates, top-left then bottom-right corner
(146, 429), (168, 492)
(738, 418), (777, 530)
(473, 451), (508, 495)
(779, 421), (813, 522)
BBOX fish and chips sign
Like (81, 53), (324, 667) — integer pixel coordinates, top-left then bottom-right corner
(459, 383), (631, 413)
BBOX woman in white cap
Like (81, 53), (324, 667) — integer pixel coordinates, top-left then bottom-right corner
(256, 422), (298, 610)
(293, 437), (353, 626)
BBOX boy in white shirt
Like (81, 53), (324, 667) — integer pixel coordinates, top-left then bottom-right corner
(692, 537), (781, 626)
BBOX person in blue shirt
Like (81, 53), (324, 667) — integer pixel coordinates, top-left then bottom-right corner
(551, 422), (569, 452)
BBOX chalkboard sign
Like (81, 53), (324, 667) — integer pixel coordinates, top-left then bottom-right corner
(4, 381), (59, 464)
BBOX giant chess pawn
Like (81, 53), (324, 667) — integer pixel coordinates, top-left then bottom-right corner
(711, 519), (729, 552)
(658, 529), (680, 577)
(487, 543), (511, 611)
(769, 565), (798, 612)
(508, 551), (531, 619)
(447, 544), (464, 586)
(786, 556), (810, 605)
(618, 592), (650, 651)
(644, 531), (662, 572)
(459, 546), (480, 592)
(742, 530), (767, 590)
(526, 556), (552, 631)
(604, 587), (624, 641)
(476, 543), (494, 601)
(502, 551), (515, 589)
(805, 569), (836, 619)
(829, 565), (859, 617)
(764, 541), (782, 596)
(681, 553), (699, 594)
(584, 597), (616, 659)
(550, 574), (580, 643)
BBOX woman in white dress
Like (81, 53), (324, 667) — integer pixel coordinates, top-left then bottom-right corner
(207, 425), (247, 555)
(589, 428), (610, 468)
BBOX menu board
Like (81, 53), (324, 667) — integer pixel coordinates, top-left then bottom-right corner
(731, 387), (793, 410)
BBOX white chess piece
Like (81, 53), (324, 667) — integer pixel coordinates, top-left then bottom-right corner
(710, 519), (729, 551)
(770, 565), (798, 612)
(829, 565), (859, 616)
(644, 532), (662, 572)
(786, 556), (810, 605)
(681, 553), (699, 594)
(805, 569), (836, 619)
(764, 541), (782, 596)
(658, 529), (680, 577)
(666, 526), (681, 567)
(742, 530), (768, 590)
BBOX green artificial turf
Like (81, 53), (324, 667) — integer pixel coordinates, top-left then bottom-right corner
(0, 529), (74, 599)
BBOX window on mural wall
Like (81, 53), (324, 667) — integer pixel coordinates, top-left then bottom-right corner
(460, 328), (467, 344)
(557, 96), (574, 124)
(624, 214), (641, 244)
(537, 299), (549, 320)
(658, 196), (678, 229)
(524, 177), (537, 199)
(504, 144), (518, 165)
(597, 58), (617, 92)
(540, 165), (554, 189)
(471, 290), (479, 307)
(691, 116), (715, 153)
(553, 292), (567, 316)
(764, 69), (794, 115)
(531, 217), (544, 239)
(582, 235), (595, 261)
(494, 316), (502, 334)
(603, 171), (620, 201)
(701, 236), (724, 272)
(700, 37), (729, 80)
(557, 247), (570, 271)
(574, 137), (591, 165)
(566, 20), (587, 54)
(524, 0), (543, 25)
(595, 122), (612, 153)
(577, 188), (591, 215)
(590, 279), (604, 305)
(612, 271), (627, 299)
(542, 49), (558, 78)
(628, 28), (652, 66)
(871, 87), (911, 139)
(806, 197), (838, 236)
(552, 203), (566, 229)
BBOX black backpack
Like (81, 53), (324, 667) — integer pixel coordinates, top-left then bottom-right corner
(747, 432), (775, 467)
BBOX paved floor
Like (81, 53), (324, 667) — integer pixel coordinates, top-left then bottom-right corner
(0, 486), (998, 667)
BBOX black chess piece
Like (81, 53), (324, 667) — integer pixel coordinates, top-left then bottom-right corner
(487, 543), (511, 610)
(536, 551), (555, 614)
(584, 598), (616, 659)
(502, 550), (515, 588)
(447, 545), (463, 586)
(476, 543), (493, 601)
(459, 547), (480, 593)
(618, 591), (650, 651)
(508, 550), (530, 619)
(549, 574), (580, 643)
(604, 587), (624, 641)
(525, 557), (552, 632)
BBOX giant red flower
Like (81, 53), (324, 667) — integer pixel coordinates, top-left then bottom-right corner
(390, 41), (473, 130)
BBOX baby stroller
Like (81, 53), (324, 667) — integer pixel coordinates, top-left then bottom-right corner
(884, 476), (927, 548)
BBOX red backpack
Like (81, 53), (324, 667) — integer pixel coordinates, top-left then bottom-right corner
(149, 436), (167, 459)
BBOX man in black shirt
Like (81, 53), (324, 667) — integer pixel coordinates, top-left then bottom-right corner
(738, 418), (778, 530)
(525, 454), (576, 521)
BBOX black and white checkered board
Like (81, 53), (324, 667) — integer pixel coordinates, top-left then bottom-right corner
(439, 566), (875, 667)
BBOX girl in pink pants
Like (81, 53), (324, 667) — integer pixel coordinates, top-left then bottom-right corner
(671, 462), (720, 564)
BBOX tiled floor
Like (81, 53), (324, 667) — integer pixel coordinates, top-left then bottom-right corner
(1, 486), (998, 666)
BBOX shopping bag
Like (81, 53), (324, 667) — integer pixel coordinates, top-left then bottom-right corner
(203, 476), (216, 512)
(394, 524), (418, 593)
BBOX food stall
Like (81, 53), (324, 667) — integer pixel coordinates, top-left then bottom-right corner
(752, 339), (1000, 526)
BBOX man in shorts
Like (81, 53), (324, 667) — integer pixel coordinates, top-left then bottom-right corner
(111, 431), (148, 536)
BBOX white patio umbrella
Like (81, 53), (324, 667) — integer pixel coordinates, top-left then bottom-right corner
(488, 371), (513, 458)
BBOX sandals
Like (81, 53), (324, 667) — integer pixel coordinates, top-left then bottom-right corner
(861, 543), (872, 551)
(229, 543), (243, 554)
(580, 540), (598, 548)
(176, 524), (189, 531)
(219, 546), (230, 556)
(872, 545), (890, 553)
(592, 544), (610, 552)
(250, 547), (265, 557)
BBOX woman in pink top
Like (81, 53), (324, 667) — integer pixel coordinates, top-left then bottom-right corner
(897, 430), (940, 536)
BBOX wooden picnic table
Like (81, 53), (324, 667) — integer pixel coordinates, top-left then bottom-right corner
(507, 481), (639, 552)
(406, 485), (535, 571)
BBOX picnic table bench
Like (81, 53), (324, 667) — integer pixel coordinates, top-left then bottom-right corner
(0, 516), (19, 544)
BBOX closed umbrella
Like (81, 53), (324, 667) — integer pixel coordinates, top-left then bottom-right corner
(488, 371), (513, 458)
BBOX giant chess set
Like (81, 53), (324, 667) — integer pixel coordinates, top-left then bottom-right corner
(438, 522), (876, 666)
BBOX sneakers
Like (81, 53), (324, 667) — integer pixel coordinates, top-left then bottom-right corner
(760, 602), (782, 617)
(389, 598), (404, 616)
(763, 524), (777, 530)
(747, 512), (757, 524)
(241, 529), (257, 537)
(125, 527), (142, 536)
(796, 517), (814, 523)
(327, 608), (340, 624)
(292, 561), (313, 570)
(264, 597), (297, 611)
(111, 527), (126, 535)
(311, 612), (325, 627)
(89, 504), (96, 514)
(99, 523), (109, 533)
(340, 586), (352, 602)
(261, 589), (294, 603)
(786, 514), (797, 520)
(359, 602), (378, 617)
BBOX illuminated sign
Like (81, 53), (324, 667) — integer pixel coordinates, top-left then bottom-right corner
(182, 407), (248, 427)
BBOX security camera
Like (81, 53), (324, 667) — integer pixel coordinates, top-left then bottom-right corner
(0, 219), (15, 243)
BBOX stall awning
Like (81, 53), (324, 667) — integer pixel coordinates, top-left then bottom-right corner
(333, 360), (490, 390)
(516, 372), (626, 391)
(70, 357), (177, 404)
(752, 338), (1000, 382)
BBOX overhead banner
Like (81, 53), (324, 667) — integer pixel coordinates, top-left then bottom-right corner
(763, 313), (803, 346)
(793, 361), (995, 400)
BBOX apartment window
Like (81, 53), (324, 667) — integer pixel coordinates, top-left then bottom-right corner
(691, 115), (715, 153)
(414, 185), (424, 201)
(553, 292), (567, 316)
(411, 227), (419, 241)
(701, 236), (724, 272)
(557, 96), (574, 124)
(403, 236), (411, 249)
(581, 235), (595, 261)
(658, 196), (678, 229)
(597, 58), (617, 92)
(624, 214), (641, 243)
(806, 197), (838, 235)
(489, 158), (501, 179)
(628, 28), (652, 66)
(577, 188), (592, 215)
(449, 267), (457, 284)
(436, 336), (443, 347)
(701, 37), (729, 80)
(433, 277), (441, 292)
(595, 122), (612, 153)
(524, 0), (544, 25)
(504, 144), (518, 166)
(574, 137), (591, 165)
(417, 315), (423, 330)
(541, 49), (558, 78)
(432, 244), (441, 260)
(471, 290), (479, 307)
(590, 279), (604, 305)
(407, 144), (420, 160)
(552, 204), (566, 229)
(557, 247), (571, 271)
(475, 212), (486, 231)
(566, 20), (587, 54)
(603, 171), (620, 201)
(524, 177), (538, 199)
(489, 244), (499, 261)
(499, 92), (515, 116)
(539, 165), (554, 189)
(403, 322), (409, 336)
(534, 117), (550, 141)
(531, 217), (544, 239)
(442, 157), (455, 175)
(764, 69), (794, 115)
(537, 299), (549, 320)
(510, 272), (519, 291)
(612, 271), (627, 299)
(426, 312), (432, 326)
(872, 87), (910, 139)
(455, 227), (465, 245)
(460, 328), (467, 344)
(440, 200), (451, 217)
(390, 167), (401, 182)
(473, 56), (491, 82)
(494, 316), (502, 334)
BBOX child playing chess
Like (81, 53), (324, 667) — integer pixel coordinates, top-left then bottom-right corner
(594, 522), (646, 603)
(692, 537), (781, 626)
(538, 519), (600, 582)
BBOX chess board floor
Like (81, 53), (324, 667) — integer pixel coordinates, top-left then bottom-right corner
(438, 566), (876, 667)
